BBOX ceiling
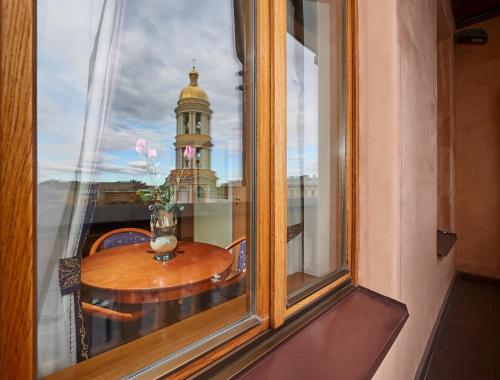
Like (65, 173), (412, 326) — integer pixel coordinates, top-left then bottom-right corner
(452, 0), (500, 29)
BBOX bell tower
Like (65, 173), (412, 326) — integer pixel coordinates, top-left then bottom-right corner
(168, 66), (217, 203)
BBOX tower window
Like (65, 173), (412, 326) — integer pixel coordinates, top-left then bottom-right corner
(196, 148), (201, 167)
(196, 186), (205, 199)
(195, 113), (201, 134)
(184, 113), (189, 134)
(178, 186), (188, 203)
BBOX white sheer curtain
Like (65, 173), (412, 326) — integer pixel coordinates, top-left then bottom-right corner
(37, 1), (124, 377)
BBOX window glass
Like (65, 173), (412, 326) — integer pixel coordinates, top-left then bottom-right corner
(286, 0), (347, 303)
(36, 0), (254, 377)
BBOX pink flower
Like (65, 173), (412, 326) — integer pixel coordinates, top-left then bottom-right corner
(147, 148), (157, 159)
(183, 145), (195, 160)
(135, 138), (148, 155)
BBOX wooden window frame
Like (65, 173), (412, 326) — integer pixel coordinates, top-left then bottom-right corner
(0, 0), (357, 378)
(271, 0), (358, 327)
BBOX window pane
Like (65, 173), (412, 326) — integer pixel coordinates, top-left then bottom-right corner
(286, 0), (347, 301)
(36, 0), (254, 377)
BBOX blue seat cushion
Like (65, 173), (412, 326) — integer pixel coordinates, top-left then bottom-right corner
(102, 232), (149, 251)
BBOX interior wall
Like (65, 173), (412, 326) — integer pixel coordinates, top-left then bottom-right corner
(437, 4), (456, 231)
(357, 0), (456, 378)
(455, 16), (500, 279)
(357, 0), (401, 299)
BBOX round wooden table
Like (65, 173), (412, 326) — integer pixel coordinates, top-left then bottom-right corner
(81, 241), (233, 304)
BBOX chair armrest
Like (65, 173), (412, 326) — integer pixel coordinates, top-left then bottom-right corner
(81, 302), (147, 322)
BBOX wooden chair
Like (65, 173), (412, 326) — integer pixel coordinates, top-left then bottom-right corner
(204, 237), (247, 308)
(223, 236), (247, 281)
(84, 228), (152, 322)
(287, 222), (303, 243)
(81, 302), (147, 322)
(89, 227), (151, 256)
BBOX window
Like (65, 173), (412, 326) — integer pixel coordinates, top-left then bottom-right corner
(285, 0), (348, 305)
(271, 0), (354, 325)
(36, 0), (255, 377)
(184, 113), (190, 134)
(196, 147), (202, 167)
(197, 186), (205, 199)
(178, 186), (188, 204)
(2, 0), (356, 378)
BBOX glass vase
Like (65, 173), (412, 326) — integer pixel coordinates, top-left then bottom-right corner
(150, 209), (178, 261)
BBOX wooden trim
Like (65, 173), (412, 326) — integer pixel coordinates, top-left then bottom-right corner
(346, 0), (359, 284)
(286, 269), (350, 307)
(254, 0), (272, 322)
(285, 272), (351, 317)
(270, 0), (288, 329)
(0, 0), (36, 379)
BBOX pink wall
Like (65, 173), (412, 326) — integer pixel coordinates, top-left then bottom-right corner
(358, 0), (456, 378)
(437, 5), (456, 232)
(357, 0), (401, 300)
(455, 17), (500, 279)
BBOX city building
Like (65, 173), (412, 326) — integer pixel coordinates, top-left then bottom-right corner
(167, 67), (217, 203)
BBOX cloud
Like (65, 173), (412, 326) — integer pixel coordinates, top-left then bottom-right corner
(107, 0), (245, 157)
(38, 0), (249, 183)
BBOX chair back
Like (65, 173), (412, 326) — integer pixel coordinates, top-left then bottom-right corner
(225, 237), (247, 273)
(287, 222), (304, 243)
(89, 228), (151, 256)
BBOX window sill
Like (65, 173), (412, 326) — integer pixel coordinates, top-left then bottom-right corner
(437, 230), (457, 257)
(194, 284), (408, 379)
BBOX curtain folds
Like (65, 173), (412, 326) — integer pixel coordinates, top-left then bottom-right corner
(37, 1), (124, 377)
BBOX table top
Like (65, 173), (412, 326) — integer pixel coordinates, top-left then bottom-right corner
(81, 241), (233, 303)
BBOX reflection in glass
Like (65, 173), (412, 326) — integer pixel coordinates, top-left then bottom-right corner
(286, 0), (346, 301)
(36, 0), (253, 377)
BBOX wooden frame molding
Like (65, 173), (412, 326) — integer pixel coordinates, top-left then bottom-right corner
(271, 0), (359, 325)
(0, 0), (36, 379)
(349, 0), (359, 286)
(270, 0), (288, 329)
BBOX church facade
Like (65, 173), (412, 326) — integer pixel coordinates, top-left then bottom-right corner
(167, 67), (217, 203)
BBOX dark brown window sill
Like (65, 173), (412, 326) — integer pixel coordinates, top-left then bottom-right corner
(192, 283), (408, 380)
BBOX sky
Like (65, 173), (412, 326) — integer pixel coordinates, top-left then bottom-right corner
(37, 0), (338, 185)
(37, 0), (245, 185)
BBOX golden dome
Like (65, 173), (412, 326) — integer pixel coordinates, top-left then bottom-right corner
(178, 67), (208, 102)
